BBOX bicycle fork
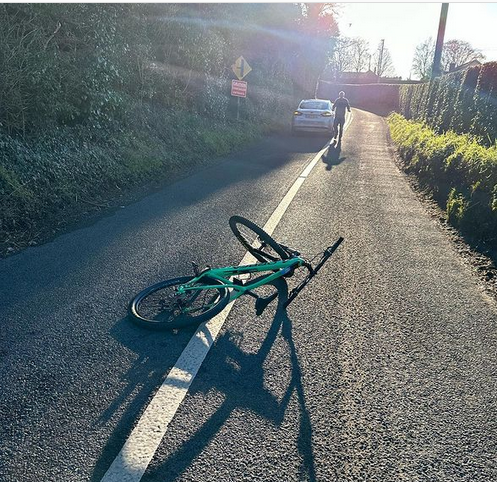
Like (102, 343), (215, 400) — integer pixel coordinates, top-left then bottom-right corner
(283, 237), (344, 308)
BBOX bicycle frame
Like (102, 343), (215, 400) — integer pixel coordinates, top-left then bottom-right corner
(176, 236), (343, 314)
(128, 212), (343, 328)
(177, 256), (306, 301)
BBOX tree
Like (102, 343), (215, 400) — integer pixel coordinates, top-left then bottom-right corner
(350, 37), (371, 72)
(373, 42), (395, 77)
(412, 37), (435, 80)
(412, 37), (486, 80)
(326, 36), (371, 79)
(293, 3), (339, 95)
(327, 36), (354, 77)
(442, 39), (485, 72)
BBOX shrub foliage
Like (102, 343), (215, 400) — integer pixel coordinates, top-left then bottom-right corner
(388, 113), (497, 243)
(0, 4), (338, 253)
(399, 62), (497, 146)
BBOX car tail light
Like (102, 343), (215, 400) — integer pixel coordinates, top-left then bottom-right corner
(321, 112), (332, 117)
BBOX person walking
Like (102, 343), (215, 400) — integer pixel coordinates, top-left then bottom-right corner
(332, 91), (351, 141)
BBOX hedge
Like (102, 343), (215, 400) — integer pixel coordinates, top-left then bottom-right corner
(1, 3), (322, 255)
(0, 106), (287, 254)
(388, 113), (497, 242)
(399, 62), (497, 146)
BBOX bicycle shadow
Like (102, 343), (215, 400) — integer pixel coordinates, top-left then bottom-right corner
(322, 139), (346, 171)
(145, 278), (318, 481)
(93, 279), (319, 481)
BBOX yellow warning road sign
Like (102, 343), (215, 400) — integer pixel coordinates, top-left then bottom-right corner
(232, 56), (252, 80)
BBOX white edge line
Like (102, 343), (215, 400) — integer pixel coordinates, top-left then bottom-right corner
(100, 112), (353, 482)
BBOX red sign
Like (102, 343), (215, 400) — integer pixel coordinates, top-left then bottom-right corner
(231, 80), (247, 98)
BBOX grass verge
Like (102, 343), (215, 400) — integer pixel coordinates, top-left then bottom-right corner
(388, 113), (497, 247)
(0, 106), (285, 257)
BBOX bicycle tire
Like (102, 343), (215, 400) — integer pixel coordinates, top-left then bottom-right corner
(229, 215), (289, 263)
(129, 276), (230, 330)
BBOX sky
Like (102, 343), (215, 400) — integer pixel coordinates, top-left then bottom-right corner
(336, 3), (497, 79)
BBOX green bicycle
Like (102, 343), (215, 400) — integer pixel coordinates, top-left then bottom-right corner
(129, 216), (343, 330)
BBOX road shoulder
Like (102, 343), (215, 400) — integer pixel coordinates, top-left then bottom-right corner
(385, 121), (497, 301)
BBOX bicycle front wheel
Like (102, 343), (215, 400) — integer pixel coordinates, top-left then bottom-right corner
(129, 276), (230, 330)
(229, 216), (289, 263)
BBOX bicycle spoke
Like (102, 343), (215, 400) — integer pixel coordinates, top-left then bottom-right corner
(238, 226), (281, 260)
(130, 275), (230, 329)
(229, 216), (289, 263)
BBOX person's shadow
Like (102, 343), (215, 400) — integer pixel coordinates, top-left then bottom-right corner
(322, 139), (346, 171)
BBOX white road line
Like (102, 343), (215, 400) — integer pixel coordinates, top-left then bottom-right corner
(101, 113), (353, 482)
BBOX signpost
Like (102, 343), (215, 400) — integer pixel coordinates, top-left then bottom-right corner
(231, 56), (252, 120)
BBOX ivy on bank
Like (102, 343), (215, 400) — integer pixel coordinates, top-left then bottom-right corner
(399, 62), (497, 147)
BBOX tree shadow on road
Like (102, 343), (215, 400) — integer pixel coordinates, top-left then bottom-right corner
(322, 139), (346, 171)
(90, 318), (199, 481)
(93, 278), (320, 481)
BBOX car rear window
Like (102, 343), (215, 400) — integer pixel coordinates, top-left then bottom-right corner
(299, 101), (329, 110)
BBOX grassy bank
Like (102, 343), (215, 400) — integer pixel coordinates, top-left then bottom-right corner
(388, 113), (497, 245)
(1, 4), (338, 256)
(0, 106), (286, 256)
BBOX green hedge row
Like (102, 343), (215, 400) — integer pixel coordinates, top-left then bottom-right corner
(399, 62), (497, 146)
(388, 113), (497, 242)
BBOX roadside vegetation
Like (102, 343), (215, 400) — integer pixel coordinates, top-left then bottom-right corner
(389, 62), (497, 247)
(0, 4), (338, 255)
(399, 62), (497, 146)
(388, 113), (497, 246)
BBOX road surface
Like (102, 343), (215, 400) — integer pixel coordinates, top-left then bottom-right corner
(1, 109), (496, 482)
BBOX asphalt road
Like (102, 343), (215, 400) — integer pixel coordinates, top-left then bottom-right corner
(1, 109), (496, 482)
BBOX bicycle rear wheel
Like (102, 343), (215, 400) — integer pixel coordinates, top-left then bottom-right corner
(129, 276), (230, 330)
(229, 215), (289, 263)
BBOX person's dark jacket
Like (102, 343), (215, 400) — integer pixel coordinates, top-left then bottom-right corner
(332, 98), (351, 119)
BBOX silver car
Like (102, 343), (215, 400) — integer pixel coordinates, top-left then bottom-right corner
(291, 99), (335, 135)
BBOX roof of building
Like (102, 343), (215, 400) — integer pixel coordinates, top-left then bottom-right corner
(448, 59), (483, 73)
(338, 70), (378, 80)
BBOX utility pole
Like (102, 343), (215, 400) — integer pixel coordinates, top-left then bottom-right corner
(432, 3), (449, 78)
(377, 39), (385, 83)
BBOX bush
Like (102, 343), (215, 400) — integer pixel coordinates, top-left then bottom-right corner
(399, 62), (497, 146)
(388, 113), (497, 243)
(1, 3), (313, 254)
(0, 99), (287, 254)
